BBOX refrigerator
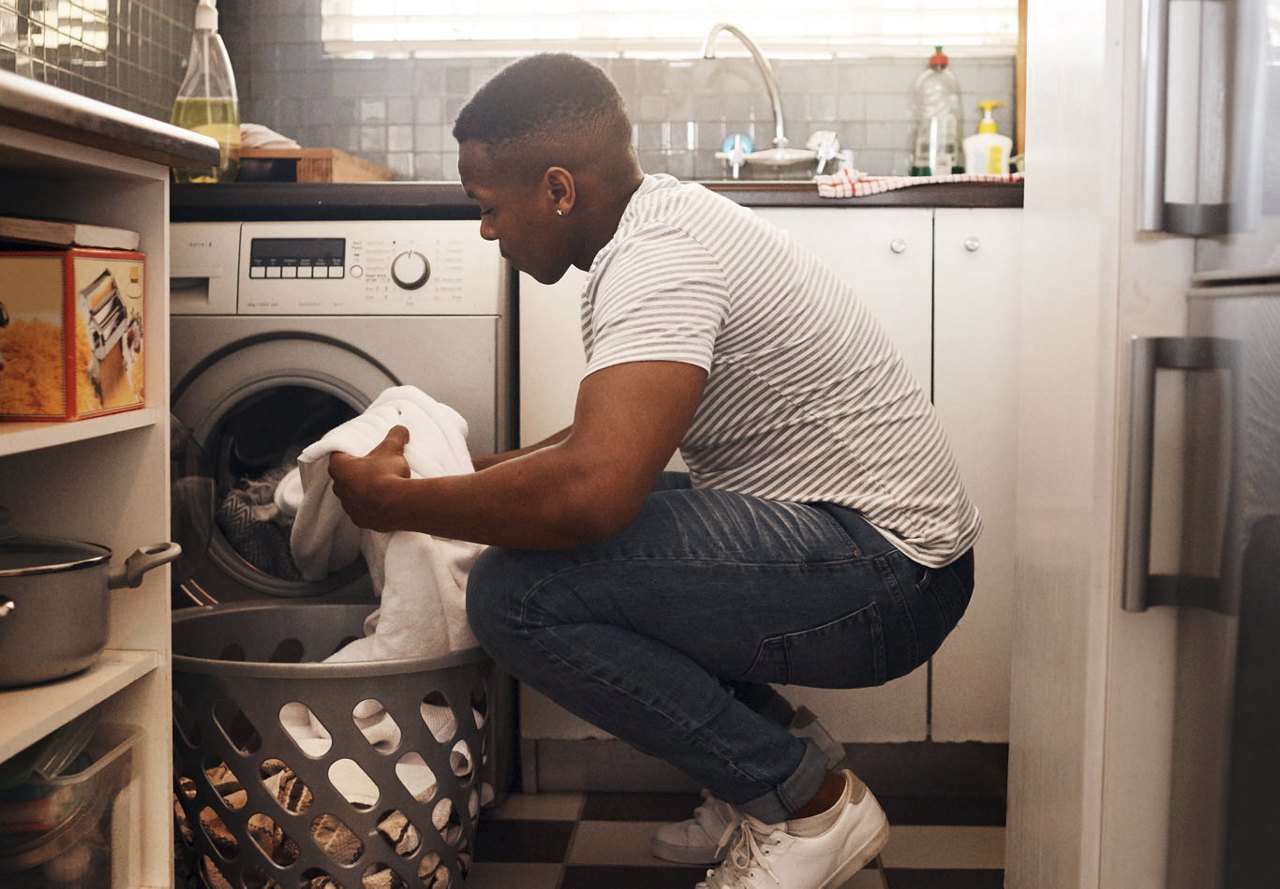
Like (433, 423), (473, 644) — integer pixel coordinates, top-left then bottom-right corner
(1122, 1), (1279, 886)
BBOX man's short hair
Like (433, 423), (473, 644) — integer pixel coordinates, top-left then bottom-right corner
(453, 54), (632, 173)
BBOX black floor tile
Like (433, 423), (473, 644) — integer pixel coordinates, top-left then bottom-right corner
(880, 796), (1006, 826)
(475, 818), (576, 863)
(560, 865), (710, 888)
(884, 868), (1006, 889)
(580, 791), (704, 822)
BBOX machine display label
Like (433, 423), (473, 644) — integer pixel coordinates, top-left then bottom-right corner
(248, 238), (346, 279)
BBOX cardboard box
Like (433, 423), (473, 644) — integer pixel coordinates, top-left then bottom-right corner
(0, 249), (146, 420)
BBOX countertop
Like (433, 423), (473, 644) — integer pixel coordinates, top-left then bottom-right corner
(0, 70), (219, 170)
(171, 179), (1023, 221)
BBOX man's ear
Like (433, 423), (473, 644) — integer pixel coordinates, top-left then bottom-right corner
(545, 166), (576, 216)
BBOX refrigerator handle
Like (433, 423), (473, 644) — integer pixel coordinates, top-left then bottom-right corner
(1138, 0), (1170, 232)
(1123, 336), (1239, 612)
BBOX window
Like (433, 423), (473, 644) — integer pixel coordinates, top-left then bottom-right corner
(320, 1), (1020, 59)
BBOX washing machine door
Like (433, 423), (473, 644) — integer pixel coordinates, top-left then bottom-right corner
(171, 332), (399, 606)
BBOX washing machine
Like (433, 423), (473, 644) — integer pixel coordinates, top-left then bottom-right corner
(169, 219), (514, 608)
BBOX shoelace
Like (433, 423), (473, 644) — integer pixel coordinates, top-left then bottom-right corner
(699, 817), (782, 888)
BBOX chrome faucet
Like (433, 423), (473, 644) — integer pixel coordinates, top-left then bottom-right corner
(701, 22), (789, 151)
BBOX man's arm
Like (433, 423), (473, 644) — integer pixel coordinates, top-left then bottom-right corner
(472, 426), (571, 471)
(328, 360), (705, 549)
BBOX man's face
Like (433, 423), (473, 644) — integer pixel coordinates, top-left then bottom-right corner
(458, 141), (572, 285)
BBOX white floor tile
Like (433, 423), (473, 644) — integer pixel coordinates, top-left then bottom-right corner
(464, 862), (562, 889)
(835, 867), (893, 889)
(488, 791), (586, 821)
(568, 820), (683, 866)
(879, 824), (1006, 869)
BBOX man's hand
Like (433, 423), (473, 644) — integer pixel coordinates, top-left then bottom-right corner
(328, 425), (412, 531)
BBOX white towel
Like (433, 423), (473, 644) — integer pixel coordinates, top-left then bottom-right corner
(282, 386), (492, 808)
(290, 385), (485, 660)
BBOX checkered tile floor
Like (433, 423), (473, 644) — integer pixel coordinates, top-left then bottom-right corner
(467, 790), (1006, 889)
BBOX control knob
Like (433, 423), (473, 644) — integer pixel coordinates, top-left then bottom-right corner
(390, 250), (430, 290)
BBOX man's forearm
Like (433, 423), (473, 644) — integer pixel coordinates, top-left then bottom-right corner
(388, 441), (631, 550)
(472, 425), (572, 471)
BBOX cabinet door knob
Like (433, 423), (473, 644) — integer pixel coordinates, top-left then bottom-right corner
(889, 238), (907, 254)
(964, 236), (982, 252)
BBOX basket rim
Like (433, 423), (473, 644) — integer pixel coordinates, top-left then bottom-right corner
(172, 602), (492, 678)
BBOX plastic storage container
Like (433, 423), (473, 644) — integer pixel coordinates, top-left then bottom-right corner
(171, 603), (499, 889)
(171, 0), (240, 183)
(0, 724), (139, 888)
(910, 46), (964, 176)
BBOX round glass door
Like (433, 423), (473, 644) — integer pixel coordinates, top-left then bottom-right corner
(171, 335), (398, 602)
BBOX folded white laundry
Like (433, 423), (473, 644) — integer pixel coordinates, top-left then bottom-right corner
(290, 385), (486, 660)
(241, 122), (301, 149)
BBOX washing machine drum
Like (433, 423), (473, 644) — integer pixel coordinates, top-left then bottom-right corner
(170, 335), (399, 605)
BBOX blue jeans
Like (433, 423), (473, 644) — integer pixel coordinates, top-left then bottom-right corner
(466, 473), (975, 823)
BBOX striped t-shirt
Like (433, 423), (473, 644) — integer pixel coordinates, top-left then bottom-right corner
(580, 174), (980, 567)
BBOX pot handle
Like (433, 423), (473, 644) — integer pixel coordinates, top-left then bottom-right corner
(108, 542), (182, 590)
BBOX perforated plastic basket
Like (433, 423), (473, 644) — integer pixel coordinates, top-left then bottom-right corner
(172, 603), (494, 889)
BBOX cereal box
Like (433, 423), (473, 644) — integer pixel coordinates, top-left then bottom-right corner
(0, 249), (146, 420)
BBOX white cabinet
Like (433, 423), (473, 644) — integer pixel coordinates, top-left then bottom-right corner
(932, 208), (1022, 741)
(754, 208), (934, 395)
(754, 207), (935, 743)
(515, 203), (1021, 758)
(0, 76), (216, 888)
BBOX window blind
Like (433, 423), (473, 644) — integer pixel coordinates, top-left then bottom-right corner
(320, 0), (1020, 59)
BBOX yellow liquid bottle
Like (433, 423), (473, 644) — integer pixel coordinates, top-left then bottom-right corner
(171, 97), (240, 184)
(171, 0), (240, 184)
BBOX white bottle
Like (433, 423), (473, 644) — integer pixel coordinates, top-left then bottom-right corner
(963, 100), (1013, 176)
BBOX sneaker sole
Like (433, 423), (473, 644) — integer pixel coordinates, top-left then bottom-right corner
(649, 838), (726, 865)
(819, 818), (890, 889)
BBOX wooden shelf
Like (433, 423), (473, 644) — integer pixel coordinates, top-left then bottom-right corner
(0, 407), (158, 458)
(0, 648), (159, 762)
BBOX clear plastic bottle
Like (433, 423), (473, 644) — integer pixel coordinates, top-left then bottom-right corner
(909, 46), (964, 176)
(171, 0), (240, 184)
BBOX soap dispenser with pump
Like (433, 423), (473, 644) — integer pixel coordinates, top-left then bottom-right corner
(171, 0), (240, 183)
(963, 100), (1013, 176)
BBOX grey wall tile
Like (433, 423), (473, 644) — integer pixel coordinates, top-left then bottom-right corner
(0, 0), (1017, 180)
(0, 0), (192, 120)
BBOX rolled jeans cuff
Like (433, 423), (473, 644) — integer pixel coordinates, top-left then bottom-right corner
(735, 737), (830, 824)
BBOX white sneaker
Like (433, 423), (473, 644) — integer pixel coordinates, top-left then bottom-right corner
(651, 789), (741, 864)
(695, 770), (889, 889)
(651, 707), (846, 865)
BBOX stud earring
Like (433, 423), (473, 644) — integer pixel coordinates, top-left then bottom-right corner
(556, 209), (564, 217)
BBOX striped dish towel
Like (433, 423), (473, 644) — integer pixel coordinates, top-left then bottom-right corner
(817, 168), (1024, 198)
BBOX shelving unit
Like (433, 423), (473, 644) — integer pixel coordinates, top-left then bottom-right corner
(0, 70), (218, 889)
(0, 409), (159, 458)
(0, 650), (159, 763)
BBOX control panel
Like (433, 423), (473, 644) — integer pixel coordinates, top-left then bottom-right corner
(169, 220), (506, 316)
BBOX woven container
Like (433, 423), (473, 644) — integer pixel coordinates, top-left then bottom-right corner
(172, 603), (494, 889)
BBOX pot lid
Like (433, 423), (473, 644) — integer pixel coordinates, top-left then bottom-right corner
(0, 507), (110, 577)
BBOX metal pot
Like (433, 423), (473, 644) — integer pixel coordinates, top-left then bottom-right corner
(0, 509), (180, 688)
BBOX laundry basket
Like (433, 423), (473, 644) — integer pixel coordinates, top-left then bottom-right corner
(172, 603), (496, 889)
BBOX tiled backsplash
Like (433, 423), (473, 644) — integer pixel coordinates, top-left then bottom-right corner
(0, 0), (191, 120)
(2, 0), (1016, 182)
(220, 0), (1015, 180)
